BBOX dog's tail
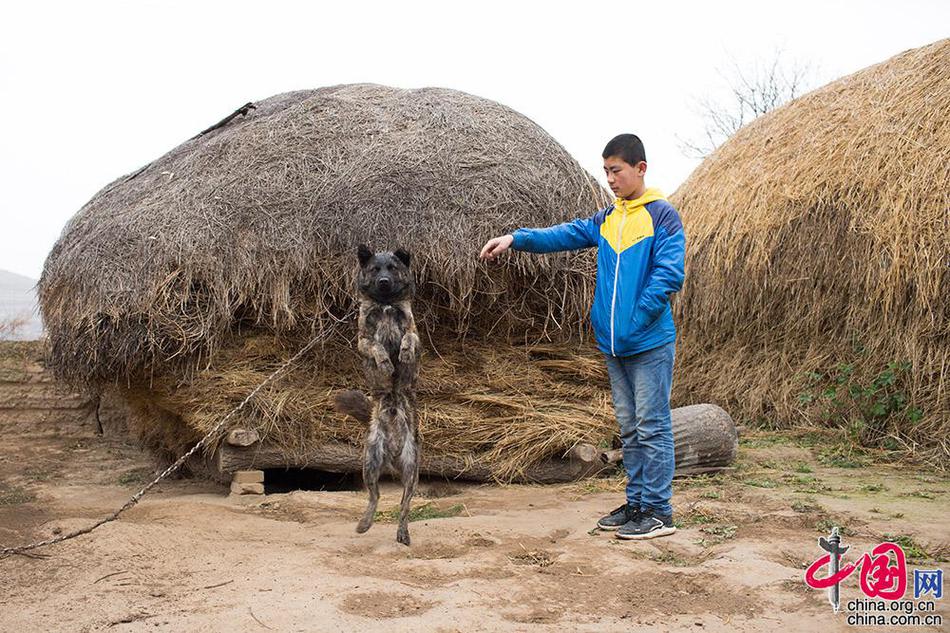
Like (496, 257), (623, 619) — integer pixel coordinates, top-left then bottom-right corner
(333, 389), (372, 424)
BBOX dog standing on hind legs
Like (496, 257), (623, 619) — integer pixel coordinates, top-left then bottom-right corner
(334, 244), (421, 546)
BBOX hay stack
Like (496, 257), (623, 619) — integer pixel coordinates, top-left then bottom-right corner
(40, 84), (618, 479)
(670, 40), (949, 464)
(42, 85), (608, 386)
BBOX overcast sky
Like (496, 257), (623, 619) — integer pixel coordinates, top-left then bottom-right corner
(1, 1), (947, 280)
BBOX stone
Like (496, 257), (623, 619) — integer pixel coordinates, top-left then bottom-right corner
(232, 470), (264, 484)
(230, 481), (264, 495)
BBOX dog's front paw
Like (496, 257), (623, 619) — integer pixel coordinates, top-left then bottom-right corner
(396, 527), (411, 546)
(376, 357), (395, 375)
(398, 346), (416, 364)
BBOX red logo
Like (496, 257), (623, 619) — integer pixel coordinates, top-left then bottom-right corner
(805, 528), (907, 610)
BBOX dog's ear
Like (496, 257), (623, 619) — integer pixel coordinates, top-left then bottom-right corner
(394, 248), (411, 267)
(357, 244), (373, 267)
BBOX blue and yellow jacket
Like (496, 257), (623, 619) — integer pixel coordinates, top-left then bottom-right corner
(511, 188), (686, 357)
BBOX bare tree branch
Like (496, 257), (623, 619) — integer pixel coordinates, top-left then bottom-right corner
(0, 316), (27, 339)
(679, 50), (814, 158)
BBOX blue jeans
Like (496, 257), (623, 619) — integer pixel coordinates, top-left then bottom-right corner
(603, 340), (675, 516)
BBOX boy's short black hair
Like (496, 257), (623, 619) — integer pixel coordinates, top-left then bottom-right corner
(602, 134), (646, 165)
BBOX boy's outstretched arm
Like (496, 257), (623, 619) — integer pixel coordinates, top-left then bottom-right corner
(636, 204), (686, 326)
(479, 215), (601, 260)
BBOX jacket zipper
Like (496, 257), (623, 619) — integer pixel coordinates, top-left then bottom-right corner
(609, 205), (626, 356)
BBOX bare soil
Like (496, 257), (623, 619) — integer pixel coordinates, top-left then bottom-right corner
(1, 426), (947, 632)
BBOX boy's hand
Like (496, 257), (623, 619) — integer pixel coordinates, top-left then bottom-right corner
(479, 234), (514, 260)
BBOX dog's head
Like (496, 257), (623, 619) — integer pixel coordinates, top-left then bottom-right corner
(356, 244), (414, 303)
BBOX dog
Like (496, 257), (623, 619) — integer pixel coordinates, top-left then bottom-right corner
(333, 244), (421, 546)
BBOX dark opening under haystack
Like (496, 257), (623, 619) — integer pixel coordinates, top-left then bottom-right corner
(670, 40), (949, 466)
(40, 84), (639, 481)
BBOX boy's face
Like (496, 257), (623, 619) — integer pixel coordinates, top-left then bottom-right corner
(603, 155), (647, 200)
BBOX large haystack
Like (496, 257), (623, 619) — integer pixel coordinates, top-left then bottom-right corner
(40, 84), (614, 478)
(670, 40), (949, 464)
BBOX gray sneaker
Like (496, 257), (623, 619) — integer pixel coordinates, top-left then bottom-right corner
(597, 503), (641, 530)
(616, 511), (677, 540)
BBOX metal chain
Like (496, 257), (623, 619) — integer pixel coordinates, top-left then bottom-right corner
(1, 330), (330, 558)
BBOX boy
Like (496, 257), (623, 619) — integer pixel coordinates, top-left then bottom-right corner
(478, 134), (685, 539)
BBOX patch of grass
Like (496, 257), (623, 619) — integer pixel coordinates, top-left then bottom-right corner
(675, 473), (723, 489)
(508, 547), (555, 567)
(375, 502), (464, 523)
(788, 475), (830, 494)
(699, 490), (721, 500)
(798, 484), (831, 494)
(682, 510), (718, 526)
(673, 504), (719, 528)
(799, 361), (924, 456)
(698, 524), (738, 546)
(815, 518), (855, 536)
(744, 478), (778, 489)
(739, 428), (833, 450)
(738, 433), (790, 448)
(778, 473), (830, 493)
(570, 476), (624, 496)
(702, 524), (737, 539)
(860, 483), (887, 493)
(818, 449), (870, 469)
(786, 474), (818, 485)
(900, 490), (936, 500)
(118, 468), (154, 486)
(0, 485), (36, 505)
(792, 500), (822, 513)
(793, 462), (814, 473)
(23, 466), (56, 482)
(649, 551), (694, 567)
(731, 459), (755, 473)
(882, 534), (939, 561)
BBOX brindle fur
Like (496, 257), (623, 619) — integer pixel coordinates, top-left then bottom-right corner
(335, 245), (420, 546)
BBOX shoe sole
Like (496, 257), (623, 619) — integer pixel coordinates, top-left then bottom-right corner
(615, 526), (677, 540)
(596, 521), (624, 531)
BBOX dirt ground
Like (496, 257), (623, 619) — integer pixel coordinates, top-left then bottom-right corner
(1, 424), (947, 633)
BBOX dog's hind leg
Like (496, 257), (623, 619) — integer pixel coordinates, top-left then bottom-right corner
(357, 421), (385, 534)
(395, 434), (420, 546)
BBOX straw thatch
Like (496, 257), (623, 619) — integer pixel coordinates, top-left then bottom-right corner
(670, 39), (949, 465)
(123, 337), (617, 480)
(41, 84), (609, 387)
(40, 84), (614, 478)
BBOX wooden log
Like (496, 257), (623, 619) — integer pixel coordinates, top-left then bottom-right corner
(226, 428), (261, 447)
(669, 404), (737, 472)
(215, 441), (611, 484)
(214, 404), (737, 484)
(599, 403), (738, 475)
(568, 443), (601, 464)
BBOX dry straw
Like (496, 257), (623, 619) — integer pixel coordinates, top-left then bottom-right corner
(670, 39), (949, 465)
(122, 337), (616, 480)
